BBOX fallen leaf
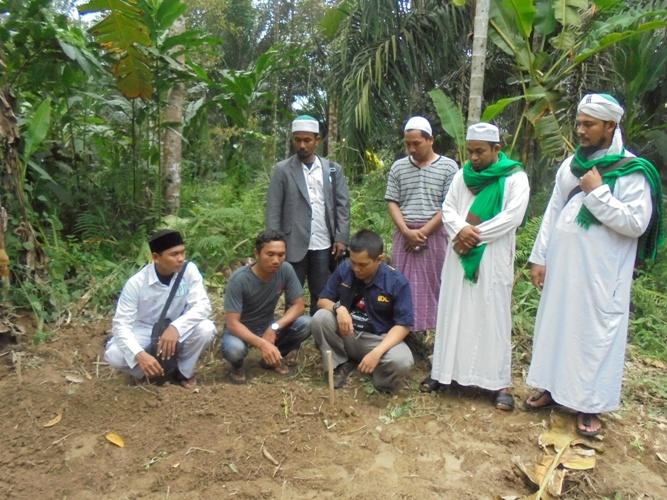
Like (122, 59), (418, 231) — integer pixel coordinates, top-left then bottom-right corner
(65, 374), (84, 384)
(43, 412), (62, 428)
(657, 452), (667, 464)
(539, 414), (577, 452)
(261, 446), (279, 466)
(560, 449), (596, 470)
(228, 463), (239, 474)
(533, 454), (566, 496)
(105, 432), (125, 448)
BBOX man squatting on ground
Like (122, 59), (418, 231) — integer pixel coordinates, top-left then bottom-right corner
(266, 115), (350, 313)
(385, 116), (458, 348)
(423, 123), (530, 411)
(524, 93), (664, 437)
(310, 229), (414, 393)
(105, 230), (216, 388)
(221, 230), (311, 384)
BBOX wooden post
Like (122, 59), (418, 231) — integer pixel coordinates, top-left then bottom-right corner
(326, 350), (334, 406)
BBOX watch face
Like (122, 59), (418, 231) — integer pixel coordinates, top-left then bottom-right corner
(271, 322), (280, 331)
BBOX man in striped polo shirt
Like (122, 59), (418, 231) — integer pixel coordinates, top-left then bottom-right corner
(384, 116), (459, 356)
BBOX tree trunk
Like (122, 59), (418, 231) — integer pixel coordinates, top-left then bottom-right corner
(327, 95), (338, 158)
(161, 16), (186, 215)
(0, 87), (46, 277)
(467, 0), (490, 125)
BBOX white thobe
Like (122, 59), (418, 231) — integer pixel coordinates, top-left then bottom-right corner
(105, 262), (216, 377)
(527, 152), (653, 413)
(431, 169), (530, 390)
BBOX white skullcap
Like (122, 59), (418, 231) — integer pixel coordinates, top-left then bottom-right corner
(577, 94), (624, 123)
(404, 116), (432, 137)
(292, 115), (319, 134)
(466, 122), (500, 142)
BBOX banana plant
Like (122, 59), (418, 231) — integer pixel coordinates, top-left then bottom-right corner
(483, 0), (667, 162)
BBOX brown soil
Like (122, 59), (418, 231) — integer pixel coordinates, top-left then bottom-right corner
(1, 321), (666, 499)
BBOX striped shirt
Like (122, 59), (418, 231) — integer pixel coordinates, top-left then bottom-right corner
(384, 155), (459, 222)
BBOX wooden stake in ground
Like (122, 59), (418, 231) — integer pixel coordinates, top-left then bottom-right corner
(15, 351), (22, 386)
(326, 350), (334, 406)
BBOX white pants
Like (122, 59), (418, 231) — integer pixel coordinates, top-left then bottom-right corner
(104, 320), (216, 379)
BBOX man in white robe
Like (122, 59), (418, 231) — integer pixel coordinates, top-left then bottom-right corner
(525, 94), (663, 436)
(424, 123), (530, 411)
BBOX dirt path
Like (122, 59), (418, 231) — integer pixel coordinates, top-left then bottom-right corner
(1, 322), (666, 499)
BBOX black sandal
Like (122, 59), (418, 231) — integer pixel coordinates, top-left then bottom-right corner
(494, 391), (515, 411)
(577, 412), (602, 437)
(419, 376), (441, 393)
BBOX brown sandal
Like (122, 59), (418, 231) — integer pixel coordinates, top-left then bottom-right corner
(523, 391), (556, 411)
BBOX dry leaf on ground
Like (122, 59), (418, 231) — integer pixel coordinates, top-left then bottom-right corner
(105, 432), (125, 448)
(43, 412), (62, 428)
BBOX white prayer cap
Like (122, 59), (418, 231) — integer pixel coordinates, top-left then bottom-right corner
(292, 115), (319, 134)
(466, 122), (500, 142)
(577, 93), (624, 123)
(404, 116), (432, 137)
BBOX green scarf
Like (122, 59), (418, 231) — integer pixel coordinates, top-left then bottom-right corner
(570, 147), (664, 263)
(460, 152), (524, 282)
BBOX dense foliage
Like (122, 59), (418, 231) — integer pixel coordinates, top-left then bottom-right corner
(1, 0), (666, 361)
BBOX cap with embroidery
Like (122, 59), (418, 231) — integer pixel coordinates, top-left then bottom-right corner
(291, 115), (320, 134)
(466, 122), (500, 142)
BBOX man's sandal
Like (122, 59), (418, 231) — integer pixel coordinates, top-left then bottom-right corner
(494, 391), (515, 411)
(523, 391), (556, 411)
(228, 364), (246, 385)
(419, 376), (442, 393)
(577, 412), (602, 438)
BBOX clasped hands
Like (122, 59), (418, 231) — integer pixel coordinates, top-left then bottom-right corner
(136, 325), (180, 378)
(453, 225), (481, 255)
(403, 227), (427, 252)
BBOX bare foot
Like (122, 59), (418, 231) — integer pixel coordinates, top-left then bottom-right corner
(523, 390), (555, 410)
(179, 376), (197, 389)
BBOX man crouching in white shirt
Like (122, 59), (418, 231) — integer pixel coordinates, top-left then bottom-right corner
(104, 229), (216, 388)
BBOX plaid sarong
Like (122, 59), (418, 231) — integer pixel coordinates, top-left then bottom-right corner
(391, 221), (447, 331)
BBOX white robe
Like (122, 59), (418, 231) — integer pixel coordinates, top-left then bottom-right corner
(527, 153), (653, 413)
(431, 169), (530, 390)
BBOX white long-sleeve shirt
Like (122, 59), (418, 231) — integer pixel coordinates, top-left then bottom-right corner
(110, 262), (212, 368)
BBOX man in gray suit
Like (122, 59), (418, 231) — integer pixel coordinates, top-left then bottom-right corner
(266, 115), (350, 313)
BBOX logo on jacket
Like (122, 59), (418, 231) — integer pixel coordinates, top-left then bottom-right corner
(377, 295), (390, 303)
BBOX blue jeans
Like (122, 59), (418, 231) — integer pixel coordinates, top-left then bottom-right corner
(290, 248), (331, 313)
(220, 315), (311, 367)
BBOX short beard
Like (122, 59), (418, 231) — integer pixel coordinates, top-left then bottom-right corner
(296, 150), (311, 160)
(579, 137), (610, 158)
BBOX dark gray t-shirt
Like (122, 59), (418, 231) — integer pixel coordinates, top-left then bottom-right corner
(224, 263), (303, 334)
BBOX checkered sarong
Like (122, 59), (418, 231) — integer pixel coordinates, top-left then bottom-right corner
(391, 222), (446, 331)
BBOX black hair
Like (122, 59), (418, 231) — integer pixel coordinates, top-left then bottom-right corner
(349, 229), (384, 259)
(405, 128), (432, 140)
(255, 229), (286, 253)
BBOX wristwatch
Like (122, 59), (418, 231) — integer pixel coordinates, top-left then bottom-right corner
(270, 322), (280, 332)
(332, 302), (341, 317)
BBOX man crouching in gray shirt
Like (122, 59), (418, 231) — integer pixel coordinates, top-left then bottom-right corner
(221, 230), (311, 383)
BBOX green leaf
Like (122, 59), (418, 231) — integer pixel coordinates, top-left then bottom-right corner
(428, 89), (465, 148)
(78, 0), (142, 16)
(549, 30), (577, 50)
(481, 96), (525, 122)
(489, 0), (535, 70)
(23, 98), (52, 162)
(574, 20), (667, 63)
(155, 0), (187, 31)
(27, 160), (56, 183)
(320, 0), (355, 40)
(534, 0), (557, 36)
(554, 0), (589, 28)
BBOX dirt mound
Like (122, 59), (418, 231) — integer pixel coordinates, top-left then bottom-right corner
(1, 321), (666, 498)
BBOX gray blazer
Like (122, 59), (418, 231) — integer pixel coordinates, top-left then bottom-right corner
(266, 155), (350, 263)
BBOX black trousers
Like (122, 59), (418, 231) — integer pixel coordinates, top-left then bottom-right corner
(290, 248), (331, 313)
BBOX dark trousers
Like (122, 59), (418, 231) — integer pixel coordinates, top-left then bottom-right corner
(290, 248), (331, 313)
